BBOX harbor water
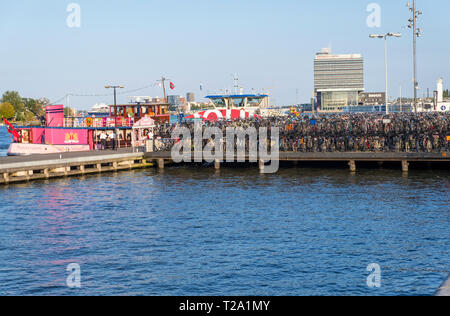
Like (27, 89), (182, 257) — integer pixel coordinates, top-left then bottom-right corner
(0, 127), (448, 295)
(0, 127), (10, 156)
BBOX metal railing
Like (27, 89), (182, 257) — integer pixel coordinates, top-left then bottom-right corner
(64, 117), (135, 128)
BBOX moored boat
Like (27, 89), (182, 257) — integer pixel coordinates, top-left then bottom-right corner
(4, 101), (170, 156)
(185, 94), (269, 121)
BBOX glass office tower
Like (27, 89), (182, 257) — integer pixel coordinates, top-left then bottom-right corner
(314, 48), (364, 112)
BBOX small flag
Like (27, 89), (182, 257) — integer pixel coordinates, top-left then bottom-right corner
(170, 82), (175, 90)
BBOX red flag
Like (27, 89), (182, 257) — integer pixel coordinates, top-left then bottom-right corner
(170, 82), (175, 90)
(2, 116), (21, 140)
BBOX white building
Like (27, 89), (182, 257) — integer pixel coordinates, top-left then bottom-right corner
(314, 48), (364, 112)
(436, 78), (449, 112)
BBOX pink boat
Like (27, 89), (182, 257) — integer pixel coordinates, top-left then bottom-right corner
(5, 103), (171, 156)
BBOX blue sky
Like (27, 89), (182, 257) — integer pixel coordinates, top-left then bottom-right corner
(0, 0), (449, 109)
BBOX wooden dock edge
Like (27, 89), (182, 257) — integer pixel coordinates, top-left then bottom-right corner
(0, 153), (154, 185)
(145, 151), (450, 173)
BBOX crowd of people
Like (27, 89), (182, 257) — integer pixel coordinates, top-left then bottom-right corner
(153, 112), (449, 153)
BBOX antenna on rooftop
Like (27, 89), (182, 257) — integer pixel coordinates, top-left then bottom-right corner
(233, 73), (239, 95)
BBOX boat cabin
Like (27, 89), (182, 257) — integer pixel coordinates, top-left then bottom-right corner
(109, 102), (171, 123)
(205, 94), (270, 110)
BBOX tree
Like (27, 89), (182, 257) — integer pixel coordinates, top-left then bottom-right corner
(15, 112), (26, 122)
(0, 102), (15, 120)
(444, 89), (449, 98)
(1, 91), (24, 117)
(34, 97), (49, 116)
(64, 107), (75, 117)
(22, 97), (46, 120)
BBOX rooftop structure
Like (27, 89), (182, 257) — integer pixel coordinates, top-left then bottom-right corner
(205, 94), (270, 110)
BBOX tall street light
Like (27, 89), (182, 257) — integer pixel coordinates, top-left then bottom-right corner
(370, 33), (402, 114)
(408, 0), (422, 114)
(105, 85), (124, 149)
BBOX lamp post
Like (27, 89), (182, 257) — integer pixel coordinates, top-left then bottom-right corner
(408, 0), (422, 114)
(105, 85), (124, 149)
(370, 33), (402, 114)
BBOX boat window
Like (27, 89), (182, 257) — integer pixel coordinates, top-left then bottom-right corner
(211, 98), (226, 108)
(247, 97), (263, 107)
(232, 98), (245, 108)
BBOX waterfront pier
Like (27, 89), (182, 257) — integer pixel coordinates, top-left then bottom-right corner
(0, 150), (448, 185)
(146, 151), (450, 173)
(0, 149), (151, 185)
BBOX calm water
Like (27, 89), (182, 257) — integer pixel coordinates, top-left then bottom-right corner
(0, 127), (449, 296)
(0, 127), (10, 156)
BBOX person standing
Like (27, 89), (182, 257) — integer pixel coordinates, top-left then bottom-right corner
(111, 131), (116, 150)
(100, 131), (107, 150)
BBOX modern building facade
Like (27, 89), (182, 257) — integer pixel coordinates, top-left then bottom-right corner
(186, 92), (195, 103)
(167, 95), (181, 106)
(314, 48), (364, 112)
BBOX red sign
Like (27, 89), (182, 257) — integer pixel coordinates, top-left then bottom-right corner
(185, 109), (260, 121)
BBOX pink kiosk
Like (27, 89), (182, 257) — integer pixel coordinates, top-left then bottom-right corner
(131, 117), (155, 151)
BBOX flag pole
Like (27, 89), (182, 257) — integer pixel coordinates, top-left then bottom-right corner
(161, 76), (167, 103)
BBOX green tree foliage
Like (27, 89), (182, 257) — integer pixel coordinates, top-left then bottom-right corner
(2, 92), (52, 122)
(35, 98), (50, 116)
(1, 91), (24, 118)
(64, 107), (75, 117)
(444, 89), (449, 98)
(0, 102), (15, 120)
(22, 97), (47, 121)
(15, 112), (26, 122)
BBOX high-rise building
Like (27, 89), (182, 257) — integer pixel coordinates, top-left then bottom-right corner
(314, 48), (364, 112)
(186, 92), (195, 103)
(167, 95), (181, 106)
